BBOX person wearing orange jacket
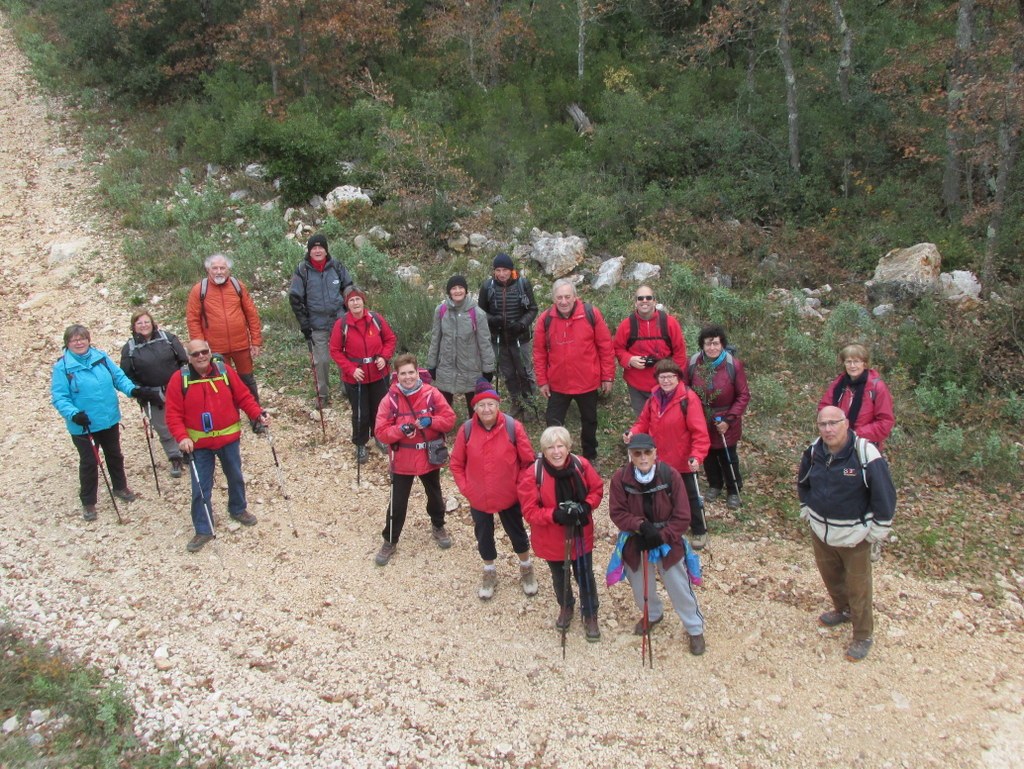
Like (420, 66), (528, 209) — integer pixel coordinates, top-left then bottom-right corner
(518, 426), (605, 641)
(329, 287), (397, 464)
(625, 359), (712, 549)
(373, 353), (457, 567)
(165, 339), (268, 553)
(612, 285), (688, 416)
(450, 379), (539, 600)
(185, 253), (263, 404)
(533, 278), (615, 463)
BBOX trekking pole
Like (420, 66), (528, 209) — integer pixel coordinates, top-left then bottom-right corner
(140, 404), (161, 497)
(689, 470), (707, 536)
(86, 427), (123, 524)
(264, 428), (298, 538)
(716, 416), (742, 505)
(356, 378), (363, 488)
(307, 339), (327, 439)
(641, 554), (654, 669)
(185, 452), (224, 567)
(561, 523), (573, 659)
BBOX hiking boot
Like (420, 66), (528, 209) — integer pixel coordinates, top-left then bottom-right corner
(689, 633), (706, 656)
(690, 532), (708, 551)
(519, 564), (538, 596)
(479, 569), (498, 600)
(170, 458), (183, 478)
(633, 614), (663, 636)
(231, 511), (258, 526)
(818, 609), (852, 627)
(186, 534), (213, 553)
(583, 615), (601, 642)
(82, 504), (97, 522)
(555, 605), (574, 630)
(726, 494), (742, 510)
(705, 487), (722, 503)
(113, 488), (138, 502)
(374, 541), (397, 566)
(432, 525), (452, 549)
(356, 445), (369, 464)
(845, 637), (873, 662)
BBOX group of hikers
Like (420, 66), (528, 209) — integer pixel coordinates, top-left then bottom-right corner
(51, 234), (897, 662)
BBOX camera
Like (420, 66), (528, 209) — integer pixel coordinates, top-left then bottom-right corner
(643, 356), (658, 368)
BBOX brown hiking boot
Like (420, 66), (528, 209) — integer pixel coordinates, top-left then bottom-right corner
(688, 633), (706, 656)
(374, 541), (397, 566)
(186, 534), (213, 553)
(170, 458), (183, 478)
(113, 488), (138, 502)
(82, 504), (97, 521)
(845, 637), (873, 662)
(519, 564), (538, 596)
(633, 613), (663, 636)
(819, 609), (852, 627)
(432, 525), (452, 549)
(555, 605), (574, 630)
(479, 568), (497, 600)
(231, 511), (258, 526)
(583, 614), (601, 642)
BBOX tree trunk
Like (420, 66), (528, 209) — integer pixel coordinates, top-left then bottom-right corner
(831, 0), (853, 197)
(778, 0), (800, 173)
(578, 1), (587, 81)
(943, 0), (975, 220)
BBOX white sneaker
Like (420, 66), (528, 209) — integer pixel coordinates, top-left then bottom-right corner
(479, 569), (497, 600)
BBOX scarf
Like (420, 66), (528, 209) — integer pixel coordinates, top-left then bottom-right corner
(543, 456), (588, 505)
(705, 349), (728, 370)
(833, 370), (868, 426)
(398, 380), (423, 397)
(655, 385), (676, 411)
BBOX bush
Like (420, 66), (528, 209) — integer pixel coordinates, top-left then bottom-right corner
(914, 381), (969, 422)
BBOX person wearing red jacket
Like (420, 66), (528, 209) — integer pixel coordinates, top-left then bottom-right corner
(329, 287), (398, 464)
(626, 359), (712, 549)
(517, 426), (605, 641)
(613, 285), (688, 416)
(450, 379), (539, 599)
(818, 344), (895, 450)
(185, 253), (263, 404)
(165, 339), (268, 553)
(373, 353), (457, 566)
(533, 279), (615, 462)
(685, 325), (751, 510)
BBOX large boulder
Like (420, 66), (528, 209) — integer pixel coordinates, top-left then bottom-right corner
(865, 242), (941, 305)
(939, 270), (982, 308)
(325, 185), (372, 213)
(627, 262), (661, 283)
(592, 257), (625, 290)
(526, 228), (587, 277)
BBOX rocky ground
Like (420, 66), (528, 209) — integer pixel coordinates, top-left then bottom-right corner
(2, 15), (1023, 769)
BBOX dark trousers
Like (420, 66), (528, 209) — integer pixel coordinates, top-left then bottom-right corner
(705, 446), (742, 494)
(545, 389), (599, 460)
(547, 548), (599, 618)
(494, 339), (536, 400)
(383, 469), (446, 544)
(681, 472), (707, 536)
(345, 378), (388, 446)
(471, 504), (531, 561)
(811, 535), (874, 641)
(440, 390), (474, 421)
(71, 425), (128, 506)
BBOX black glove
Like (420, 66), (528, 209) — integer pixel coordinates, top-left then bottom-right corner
(507, 321), (524, 337)
(482, 371), (494, 382)
(134, 386), (164, 407)
(553, 501), (575, 526)
(301, 327), (313, 341)
(637, 521), (662, 551)
(576, 501), (592, 526)
(71, 411), (90, 428)
(427, 368), (437, 381)
(400, 423), (416, 438)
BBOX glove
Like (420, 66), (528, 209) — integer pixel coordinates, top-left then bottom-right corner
(400, 423), (416, 438)
(482, 371), (494, 382)
(134, 386), (164, 407)
(301, 327), (313, 341)
(417, 416), (432, 429)
(507, 320), (524, 337)
(71, 411), (90, 428)
(427, 368), (437, 381)
(552, 502), (575, 526)
(637, 521), (662, 551)
(575, 501), (592, 526)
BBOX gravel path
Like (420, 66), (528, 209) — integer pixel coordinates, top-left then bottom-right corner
(1, 14), (1022, 768)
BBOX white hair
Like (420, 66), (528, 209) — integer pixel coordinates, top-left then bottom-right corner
(204, 252), (233, 270)
(552, 278), (577, 299)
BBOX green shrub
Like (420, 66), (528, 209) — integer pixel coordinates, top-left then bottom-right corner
(914, 381), (969, 422)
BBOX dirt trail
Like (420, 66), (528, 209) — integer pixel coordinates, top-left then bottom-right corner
(1, 14), (1022, 769)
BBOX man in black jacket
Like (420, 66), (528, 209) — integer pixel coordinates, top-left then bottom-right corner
(289, 233), (352, 406)
(477, 253), (538, 419)
(797, 406), (897, 662)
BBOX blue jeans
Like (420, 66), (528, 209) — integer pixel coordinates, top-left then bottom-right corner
(189, 440), (246, 535)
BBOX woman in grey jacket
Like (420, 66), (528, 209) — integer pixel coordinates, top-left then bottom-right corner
(426, 275), (496, 416)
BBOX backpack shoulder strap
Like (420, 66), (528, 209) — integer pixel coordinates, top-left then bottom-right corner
(463, 419), (473, 442)
(855, 436), (871, 487)
(658, 311), (669, 345)
(505, 415), (517, 443)
(534, 457), (544, 487)
(583, 302), (596, 327)
(627, 314), (640, 349)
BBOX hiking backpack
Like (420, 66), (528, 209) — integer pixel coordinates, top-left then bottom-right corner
(800, 436), (873, 488)
(198, 276), (243, 329)
(625, 312), (671, 351)
(541, 302), (597, 350)
(341, 311), (384, 343)
(179, 355), (230, 394)
(462, 415), (518, 445)
(438, 303), (478, 331)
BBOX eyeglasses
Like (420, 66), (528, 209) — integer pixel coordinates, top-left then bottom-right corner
(657, 373), (678, 380)
(635, 295), (654, 301)
(816, 419), (846, 429)
(189, 349), (212, 358)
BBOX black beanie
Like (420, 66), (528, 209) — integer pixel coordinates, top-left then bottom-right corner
(446, 275), (468, 295)
(306, 233), (329, 255)
(492, 252), (514, 270)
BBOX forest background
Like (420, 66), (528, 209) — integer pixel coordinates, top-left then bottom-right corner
(2, 0), (1022, 587)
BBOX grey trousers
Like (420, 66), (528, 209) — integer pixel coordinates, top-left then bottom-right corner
(625, 559), (705, 636)
(492, 338), (536, 400)
(627, 384), (651, 418)
(146, 405), (182, 461)
(310, 329), (332, 402)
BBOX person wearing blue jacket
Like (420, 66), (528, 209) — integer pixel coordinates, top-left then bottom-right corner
(51, 324), (163, 520)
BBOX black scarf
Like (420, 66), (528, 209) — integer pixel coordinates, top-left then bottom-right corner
(543, 457), (588, 504)
(833, 370), (868, 426)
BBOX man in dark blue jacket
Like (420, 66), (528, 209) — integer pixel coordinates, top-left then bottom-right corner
(798, 406), (897, 662)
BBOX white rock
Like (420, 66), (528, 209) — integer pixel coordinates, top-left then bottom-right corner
(939, 270), (982, 308)
(308, 195), (325, 209)
(367, 225), (392, 244)
(2, 716), (18, 734)
(468, 233), (487, 248)
(229, 190), (249, 202)
(627, 262), (661, 282)
(29, 709), (48, 726)
(872, 304), (895, 317)
(527, 228), (587, 277)
(396, 265), (422, 287)
(244, 163), (267, 179)
(592, 256), (625, 290)
(48, 238), (91, 265)
(325, 186), (372, 212)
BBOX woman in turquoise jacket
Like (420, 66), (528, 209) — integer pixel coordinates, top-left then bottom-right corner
(51, 324), (161, 520)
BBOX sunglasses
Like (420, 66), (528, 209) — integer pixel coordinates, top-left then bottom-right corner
(635, 295), (654, 301)
(189, 349), (212, 358)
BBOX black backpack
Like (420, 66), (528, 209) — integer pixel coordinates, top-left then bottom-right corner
(626, 312), (671, 351)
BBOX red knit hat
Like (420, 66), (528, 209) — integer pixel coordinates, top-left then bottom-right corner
(470, 377), (500, 409)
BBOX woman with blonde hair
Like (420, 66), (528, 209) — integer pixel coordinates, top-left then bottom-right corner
(818, 343), (895, 450)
